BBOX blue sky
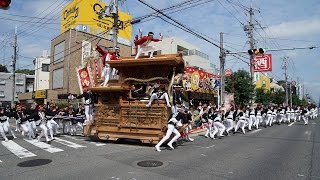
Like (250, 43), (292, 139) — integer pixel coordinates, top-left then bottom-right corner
(0, 0), (319, 102)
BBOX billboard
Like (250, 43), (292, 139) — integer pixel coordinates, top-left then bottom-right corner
(61, 0), (132, 46)
(253, 54), (272, 72)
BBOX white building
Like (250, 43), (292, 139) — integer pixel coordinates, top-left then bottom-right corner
(34, 50), (50, 91)
(150, 37), (214, 73)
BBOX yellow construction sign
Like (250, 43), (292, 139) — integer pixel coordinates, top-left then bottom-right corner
(61, 0), (132, 45)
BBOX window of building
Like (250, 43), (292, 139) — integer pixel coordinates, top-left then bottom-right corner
(42, 63), (50, 72)
(0, 91), (4, 98)
(16, 79), (24, 85)
(53, 41), (65, 64)
(52, 68), (64, 89)
(0, 78), (5, 85)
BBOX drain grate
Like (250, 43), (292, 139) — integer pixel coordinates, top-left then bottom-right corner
(17, 159), (52, 167)
(137, 160), (163, 167)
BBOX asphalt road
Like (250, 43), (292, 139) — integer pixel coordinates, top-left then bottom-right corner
(0, 118), (319, 180)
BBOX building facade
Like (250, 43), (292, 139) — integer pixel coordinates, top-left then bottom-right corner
(255, 72), (271, 91)
(34, 50), (50, 91)
(48, 29), (132, 101)
(0, 73), (34, 107)
(150, 37), (214, 73)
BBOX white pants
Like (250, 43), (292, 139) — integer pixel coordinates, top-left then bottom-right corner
(156, 124), (180, 148)
(0, 122), (9, 141)
(101, 66), (111, 87)
(38, 123), (50, 142)
(47, 119), (58, 139)
(249, 115), (256, 130)
(235, 120), (246, 134)
(211, 121), (226, 137)
(256, 116), (262, 128)
(224, 119), (234, 134)
(286, 114), (291, 123)
(147, 93), (171, 107)
(4, 120), (16, 138)
(20, 121), (30, 136)
(28, 121), (36, 139)
(135, 45), (156, 59)
(15, 119), (21, 131)
(302, 115), (308, 125)
(84, 105), (93, 123)
(205, 119), (213, 137)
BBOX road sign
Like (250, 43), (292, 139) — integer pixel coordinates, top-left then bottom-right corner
(225, 69), (232, 77)
(215, 80), (220, 87)
(253, 54), (272, 72)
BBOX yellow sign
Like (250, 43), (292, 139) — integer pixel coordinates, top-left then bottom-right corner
(61, 0), (132, 45)
(34, 90), (47, 99)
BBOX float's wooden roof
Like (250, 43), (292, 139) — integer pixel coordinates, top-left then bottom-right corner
(108, 53), (184, 68)
(90, 85), (129, 92)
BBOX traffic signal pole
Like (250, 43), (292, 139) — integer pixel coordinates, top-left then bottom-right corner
(248, 7), (255, 81)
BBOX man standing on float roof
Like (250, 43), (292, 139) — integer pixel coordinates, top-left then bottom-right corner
(134, 32), (162, 59)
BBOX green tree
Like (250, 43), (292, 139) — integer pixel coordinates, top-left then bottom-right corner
(0, 64), (9, 72)
(271, 90), (285, 105)
(15, 69), (34, 75)
(255, 88), (272, 105)
(225, 70), (254, 106)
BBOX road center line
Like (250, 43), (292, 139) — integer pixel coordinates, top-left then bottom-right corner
(288, 122), (295, 126)
(250, 129), (262, 134)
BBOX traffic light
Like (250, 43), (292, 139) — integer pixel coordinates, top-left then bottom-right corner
(248, 49), (259, 55)
(258, 48), (265, 54)
(0, 0), (11, 9)
(248, 48), (265, 55)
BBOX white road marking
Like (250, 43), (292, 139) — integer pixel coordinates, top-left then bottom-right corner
(54, 137), (86, 149)
(297, 174), (305, 177)
(201, 144), (215, 149)
(312, 122), (316, 125)
(0, 160), (2, 163)
(288, 122), (295, 126)
(201, 154), (207, 157)
(90, 142), (106, 146)
(250, 129), (262, 134)
(62, 135), (106, 147)
(24, 139), (64, 153)
(1, 140), (37, 158)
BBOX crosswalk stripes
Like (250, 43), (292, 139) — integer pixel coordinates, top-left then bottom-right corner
(1, 140), (37, 158)
(24, 139), (64, 153)
(54, 137), (86, 149)
(0, 136), (108, 162)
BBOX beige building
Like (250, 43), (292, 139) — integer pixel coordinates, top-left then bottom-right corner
(47, 29), (132, 101)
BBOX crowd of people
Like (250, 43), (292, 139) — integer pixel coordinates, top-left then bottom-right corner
(0, 102), (86, 143)
(154, 101), (319, 152)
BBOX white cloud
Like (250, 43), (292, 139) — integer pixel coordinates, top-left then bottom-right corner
(266, 19), (320, 38)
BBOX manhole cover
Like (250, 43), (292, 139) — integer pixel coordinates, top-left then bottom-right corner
(17, 159), (52, 167)
(137, 160), (163, 167)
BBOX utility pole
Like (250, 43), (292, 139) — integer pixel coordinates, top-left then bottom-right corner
(289, 83), (292, 107)
(11, 26), (17, 106)
(219, 32), (225, 107)
(282, 56), (289, 106)
(111, 0), (119, 50)
(244, 7), (255, 80)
